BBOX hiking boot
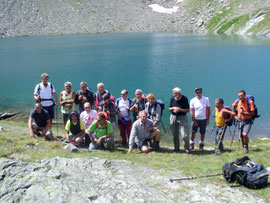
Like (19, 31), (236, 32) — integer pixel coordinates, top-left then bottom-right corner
(199, 143), (204, 151)
(243, 145), (248, 153)
(215, 148), (221, 155)
(243, 145), (249, 153)
(189, 143), (194, 151)
(185, 149), (190, 154)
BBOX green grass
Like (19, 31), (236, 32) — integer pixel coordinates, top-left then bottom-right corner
(1, 120), (270, 199)
(207, 9), (232, 32)
(217, 14), (249, 34)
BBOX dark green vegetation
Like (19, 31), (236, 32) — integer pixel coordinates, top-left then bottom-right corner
(0, 120), (270, 199)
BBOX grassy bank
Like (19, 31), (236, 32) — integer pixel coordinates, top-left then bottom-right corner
(0, 120), (270, 199)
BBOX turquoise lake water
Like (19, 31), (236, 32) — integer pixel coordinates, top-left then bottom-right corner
(0, 33), (270, 139)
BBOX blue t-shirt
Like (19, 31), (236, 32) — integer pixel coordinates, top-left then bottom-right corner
(30, 109), (50, 127)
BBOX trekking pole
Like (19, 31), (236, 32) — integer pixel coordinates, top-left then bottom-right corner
(160, 120), (167, 133)
(56, 105), (59, 137)
(216, 124), (227, 153)
(210, 125), (216, 136)
(230, 121), (238, 147)
(170, 173), (223, 182)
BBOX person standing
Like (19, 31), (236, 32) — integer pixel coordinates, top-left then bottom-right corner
(60, 81), (75, 126)
(75, 81), (94, 113)
(144, 93), (161, 129)
(34, 73), (58, 121)
(116, 89), (132, 146)
(232, 90), (255, 153)
(215, 98), (235, 154)
(189, 87), (210, 151)
(94, 82), (111, 109)
(168, 87), (190, 153)
(130, 89), (147, 122)
(99, 93), (117, 135)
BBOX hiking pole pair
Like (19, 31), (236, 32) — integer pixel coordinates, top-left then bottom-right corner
(170, 173), (223, 182)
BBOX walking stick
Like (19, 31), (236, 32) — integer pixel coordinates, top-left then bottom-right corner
(56, 105), (59, 137)
(230, 121), (238, 147)
(170, 173), (222, 182)
(215, 123), (227, 153)
(210, 125), (216, 136)
(160, 120), (167, 133)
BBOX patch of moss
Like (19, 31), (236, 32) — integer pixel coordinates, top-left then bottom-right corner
(207, 9), (231, 32)
(217, 14), (249, 34)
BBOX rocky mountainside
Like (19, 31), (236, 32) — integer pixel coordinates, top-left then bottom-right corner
(0, 157), (267, 202)
(0, 0), (270, 37)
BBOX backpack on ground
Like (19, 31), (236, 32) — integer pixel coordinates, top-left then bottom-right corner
(155, 99), (165, 118)
(222, 156), (268, 189)
(236, 95), (259, 120)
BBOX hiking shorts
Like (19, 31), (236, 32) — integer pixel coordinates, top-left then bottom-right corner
(239, 119), (253, 135)
(43, 105), (55, 119)
(192, 119), (207, 135)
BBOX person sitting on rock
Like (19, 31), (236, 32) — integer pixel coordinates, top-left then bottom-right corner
(128, 111), (161, 153)
(65, 110), (86, 145)
(87, 113), (115, 151)
(28, 102), (53, 140)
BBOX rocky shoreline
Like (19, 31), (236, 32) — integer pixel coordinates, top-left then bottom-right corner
(0, 156), (268, 202)
(1, 0), (270, 38)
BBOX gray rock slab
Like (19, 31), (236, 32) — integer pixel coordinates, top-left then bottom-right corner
(0, 157), (266, 202)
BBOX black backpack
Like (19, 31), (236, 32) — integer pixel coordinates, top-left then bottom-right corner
(223, 156), (268, 189)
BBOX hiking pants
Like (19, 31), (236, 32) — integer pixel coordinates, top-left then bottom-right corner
(215, 126), (226, 152)
(170, 114), (190, 151)
(118, 119), (132, 144)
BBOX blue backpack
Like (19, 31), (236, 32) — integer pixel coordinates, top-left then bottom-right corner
(155, 99), (165, 118)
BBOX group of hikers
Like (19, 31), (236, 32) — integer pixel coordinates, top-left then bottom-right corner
(28, 73), (257, 154)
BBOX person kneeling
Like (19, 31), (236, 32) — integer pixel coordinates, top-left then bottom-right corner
(128, 111), (161, 153)
(87, 113), (115, 151)
(65, 110), (86, 145)
(28, 102), (53, 140)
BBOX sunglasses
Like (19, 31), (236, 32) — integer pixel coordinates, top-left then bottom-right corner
(65, 85), (71, 88)
(195, 91), (202, 94)
(85, 107), (90, 109)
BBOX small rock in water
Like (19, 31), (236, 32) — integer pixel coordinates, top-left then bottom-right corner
(0, 126), (3, 131)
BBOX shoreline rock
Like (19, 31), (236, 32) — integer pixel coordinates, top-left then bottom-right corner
(0, 157), (265, 202)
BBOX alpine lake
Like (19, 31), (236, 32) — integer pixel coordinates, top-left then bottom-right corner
(0, 33), (270, 142)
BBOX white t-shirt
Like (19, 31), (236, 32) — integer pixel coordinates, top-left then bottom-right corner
(34, 82), (56, 107)
(118, 99), (131, 119)
(80, 110), (98, 130)
(190, 96), (210, 120)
